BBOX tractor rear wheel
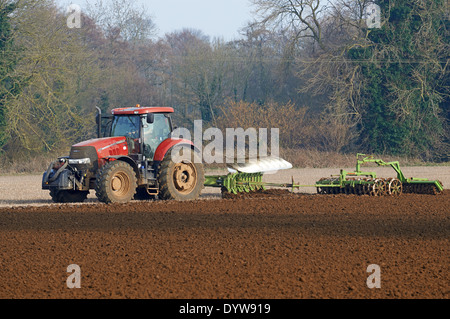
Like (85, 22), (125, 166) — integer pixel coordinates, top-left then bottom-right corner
(50, 189), (89, 203)
(95, 160), (137, 204)
(158, 147), (205, 201)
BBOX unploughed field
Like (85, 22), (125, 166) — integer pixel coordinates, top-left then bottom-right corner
(0, 167), (448, 299)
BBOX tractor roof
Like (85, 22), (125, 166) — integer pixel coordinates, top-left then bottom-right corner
(112, 105), (174, 115)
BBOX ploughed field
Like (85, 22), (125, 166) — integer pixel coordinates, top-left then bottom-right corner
(0, 167), (448, 299)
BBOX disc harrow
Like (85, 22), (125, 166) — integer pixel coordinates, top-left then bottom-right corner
(315, 154), (444, 196)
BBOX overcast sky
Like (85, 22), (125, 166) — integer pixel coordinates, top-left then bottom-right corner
(58, 0), (255, 40)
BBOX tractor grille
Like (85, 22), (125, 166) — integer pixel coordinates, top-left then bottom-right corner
(69, 146), (98, 172)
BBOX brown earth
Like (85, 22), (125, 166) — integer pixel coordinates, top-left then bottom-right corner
(0, 189), (448, 299)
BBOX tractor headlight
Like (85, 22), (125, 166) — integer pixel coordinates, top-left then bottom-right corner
(68, 158), (91, 165)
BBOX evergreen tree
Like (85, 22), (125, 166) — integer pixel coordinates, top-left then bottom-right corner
(0, 1), (19, 150)
(350, 0), (448, 159)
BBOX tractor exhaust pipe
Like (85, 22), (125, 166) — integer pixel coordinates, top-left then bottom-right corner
(95, 106), (102, 138)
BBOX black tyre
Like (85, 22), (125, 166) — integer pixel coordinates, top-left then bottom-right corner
(95, 161), (137, 204)
(158, 147), (205, 201)
(50, 189), (89, 203)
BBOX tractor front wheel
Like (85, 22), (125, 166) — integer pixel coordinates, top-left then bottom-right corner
(95, 160), (137, 204)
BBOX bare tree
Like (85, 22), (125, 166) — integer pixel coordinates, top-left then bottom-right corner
(3, 0), (99, 156)
(251, 0), (329, 51)
(86, 0), (157, 43)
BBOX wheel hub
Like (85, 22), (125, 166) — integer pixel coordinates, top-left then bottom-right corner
(111, 172), (129, 196)
(174, 162), (197, 194)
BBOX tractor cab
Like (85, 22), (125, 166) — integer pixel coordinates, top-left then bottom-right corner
(98, 105), (174, 161)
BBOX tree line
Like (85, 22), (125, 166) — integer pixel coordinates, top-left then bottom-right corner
(0, 0), (448, 162)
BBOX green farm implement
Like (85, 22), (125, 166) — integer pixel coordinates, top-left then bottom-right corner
(204, 154), (444, 197)
(315, 154), (444, 196)
(204, 157), (302, 196)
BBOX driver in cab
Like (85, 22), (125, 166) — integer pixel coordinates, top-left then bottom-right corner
(143, 121), (164, 160)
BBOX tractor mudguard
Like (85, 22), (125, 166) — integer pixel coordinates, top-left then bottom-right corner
(153, 138), (199, 162)
(104, 155), (140, 175)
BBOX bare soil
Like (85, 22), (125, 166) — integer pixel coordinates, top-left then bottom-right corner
(0, 167), (448, 299)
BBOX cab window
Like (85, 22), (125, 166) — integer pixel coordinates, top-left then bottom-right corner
(143, 114), (171, 160)
(110, 116), (140, 139)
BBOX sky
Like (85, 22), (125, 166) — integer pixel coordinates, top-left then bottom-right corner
(58, 0), (255, 41)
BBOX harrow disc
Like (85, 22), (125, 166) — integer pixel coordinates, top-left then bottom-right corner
(343, 185), (351, 195)
(356, 183), (367, 195)
(402, 182), (442, 195)
(362, 183), (371, 195)
(430, 184), (440, 195)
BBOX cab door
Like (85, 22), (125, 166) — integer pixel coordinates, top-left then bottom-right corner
(110, 115), (142, 155)
(142, 113), (172, 161)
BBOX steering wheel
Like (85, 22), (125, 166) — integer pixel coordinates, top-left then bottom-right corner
(127, 130), (138, 138)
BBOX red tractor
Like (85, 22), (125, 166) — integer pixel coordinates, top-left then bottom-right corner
(42, 105), (205, 204)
